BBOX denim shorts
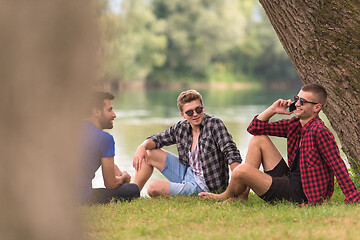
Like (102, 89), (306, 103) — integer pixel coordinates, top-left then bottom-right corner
(161, 152), (204, 196)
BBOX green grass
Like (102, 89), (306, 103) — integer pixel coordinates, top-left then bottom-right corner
(82, 188), (360, 240)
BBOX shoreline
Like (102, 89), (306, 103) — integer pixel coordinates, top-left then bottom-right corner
(97, 80), (302, 92)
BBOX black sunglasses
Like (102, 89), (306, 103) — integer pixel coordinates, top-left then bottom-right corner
(184, 106), (204, 117)
(294, 96), (318, 106)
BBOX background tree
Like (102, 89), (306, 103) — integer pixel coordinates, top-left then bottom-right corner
(221, 0), (299, 84)
(149, 0), (246, 83)
(259, 0), (360, 177)
(96, 0), (300, 86)
(97, 0), (167, 85)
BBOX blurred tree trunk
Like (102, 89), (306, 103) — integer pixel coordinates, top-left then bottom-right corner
(0, 1), (98, 239)
(259, 0), (360, 176)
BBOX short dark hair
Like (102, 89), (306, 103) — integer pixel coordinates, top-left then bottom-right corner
(177, 90), (203, 112)
(87, 91), (114, 116)
(301, 84), (327, 106)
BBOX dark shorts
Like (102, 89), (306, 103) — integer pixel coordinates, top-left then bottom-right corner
(84, 183), (140, 205)
(259, 159), (306, 204)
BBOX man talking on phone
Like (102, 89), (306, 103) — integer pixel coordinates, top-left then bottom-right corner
(199, 84), (360, 205)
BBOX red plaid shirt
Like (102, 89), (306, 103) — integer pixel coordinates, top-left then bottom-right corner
(248, 115), (360, 205)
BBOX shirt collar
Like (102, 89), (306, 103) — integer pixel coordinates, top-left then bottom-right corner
(184, 113), (209, 131)
(302, 114), (321, 133)
(199, 113), (209, 128)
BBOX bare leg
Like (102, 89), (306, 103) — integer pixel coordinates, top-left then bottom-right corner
(244, 135), (282, 171)
(147, 181), (170, 197)
(199, 164), (272, 200)
(133, 161), (154, 191)
(236, 135), (282, 200)
(133, 149), (167, 192)
(199, 135), (282, 201)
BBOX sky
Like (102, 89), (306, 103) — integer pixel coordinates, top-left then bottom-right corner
(109, 0), (122, 13)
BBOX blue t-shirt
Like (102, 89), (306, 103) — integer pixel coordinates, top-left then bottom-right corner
(80, 120), (115, 203)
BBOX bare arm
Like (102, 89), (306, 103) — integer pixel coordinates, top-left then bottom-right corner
(102, 156), (130, 189)
(257, 99), (293, 121)
(114, 163), (122, 176)
(133, 139), (156, 171)
(230, 162), (240, 172)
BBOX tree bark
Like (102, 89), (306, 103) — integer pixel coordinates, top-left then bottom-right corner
(0, 1), (98, 239)
(259, 0), (360, 177)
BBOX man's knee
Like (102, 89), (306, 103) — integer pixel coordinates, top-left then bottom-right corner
(116, 183), (140, 201)
(146, 149), (166, 168)
(232, 164), (252, 181)
(249, 135), (270, 146)
(125, 183), (141, 198)
(146, 149), (156, 165)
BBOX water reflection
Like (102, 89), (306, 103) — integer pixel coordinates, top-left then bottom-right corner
(92, 88), (344, 196)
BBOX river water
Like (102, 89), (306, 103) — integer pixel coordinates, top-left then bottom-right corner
(91, 88), (344, 196)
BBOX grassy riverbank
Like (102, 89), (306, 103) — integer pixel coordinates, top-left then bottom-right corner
(82, 185), (360, 240)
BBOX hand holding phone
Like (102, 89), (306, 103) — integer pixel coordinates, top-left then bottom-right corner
(289, 102), (296, 112)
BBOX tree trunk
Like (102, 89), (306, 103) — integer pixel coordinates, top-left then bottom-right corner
(0, 1), (98, 239)
(259, 0), (360, 177)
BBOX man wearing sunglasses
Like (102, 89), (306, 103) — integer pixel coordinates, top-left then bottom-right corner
(199, 84), (360, 205)
(133, 89), (242, 197)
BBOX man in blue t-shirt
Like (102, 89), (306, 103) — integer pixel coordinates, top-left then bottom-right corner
(80, 92), (140, 204)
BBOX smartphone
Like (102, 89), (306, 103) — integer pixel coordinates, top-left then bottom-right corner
(289, 102), (296, 112)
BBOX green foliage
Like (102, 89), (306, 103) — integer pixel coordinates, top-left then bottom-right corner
(206, 63), (247, 83)
(349, 156), (360, 181)
(95, 0), (300, 85)
(150, 0), (245, 78)
(332, 165), (360, 202)
(220, 3), (298, 82)
(97, 0), (167, 82)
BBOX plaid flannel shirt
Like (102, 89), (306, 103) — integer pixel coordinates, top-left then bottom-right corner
(148, 113), (242, 192)
(248, 115), (360, 205)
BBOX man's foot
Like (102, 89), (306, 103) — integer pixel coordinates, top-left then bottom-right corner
(238, 187), (250, 201)
(198, 192), (225, 201)
(199, 189), (250, 202)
